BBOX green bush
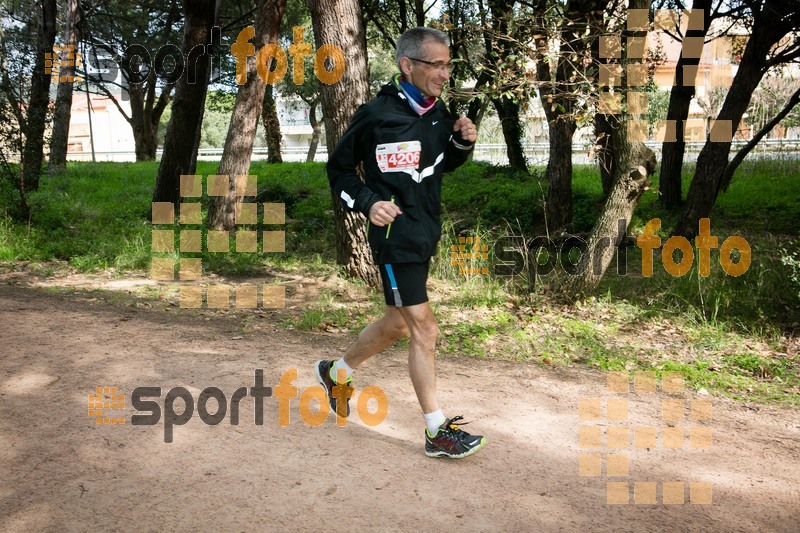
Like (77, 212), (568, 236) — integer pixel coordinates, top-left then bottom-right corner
(780, 239), (800, 303)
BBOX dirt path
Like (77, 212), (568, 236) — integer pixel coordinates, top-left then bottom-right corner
(0, 283), (798, 532)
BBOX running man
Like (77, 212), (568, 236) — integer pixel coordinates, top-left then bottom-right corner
(315, 27), (486, 458)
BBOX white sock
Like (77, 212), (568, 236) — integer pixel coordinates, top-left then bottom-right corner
(424, 410), (447, 436)
(330, 358), (354, 382)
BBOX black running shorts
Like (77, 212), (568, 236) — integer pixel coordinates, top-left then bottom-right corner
(378, 260), (430, 307)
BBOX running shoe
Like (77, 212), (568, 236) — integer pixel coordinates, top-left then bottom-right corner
(425, 416), (486, 458)
(314, 359), (352, 417)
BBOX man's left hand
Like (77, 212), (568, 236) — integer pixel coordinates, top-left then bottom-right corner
(453, 117), (478, 143)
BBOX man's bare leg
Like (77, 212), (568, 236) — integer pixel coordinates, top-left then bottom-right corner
(389, 302), (485, 458)
(342, 306), (410, 368)
(315, 307), (408, 416)
(396, 302), (440, 414)
(320, 299), (485, 457)
(340, 302), (440, 414)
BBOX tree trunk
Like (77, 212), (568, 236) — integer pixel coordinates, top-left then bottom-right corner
(674, 0), (792, 238)
(560, 0), (656, 299)
(414, 0), (425, 26)
(309, 0), (380, 288)
(492, 96), (527, 171)
(306, 104), (321, 162)
(595, 111), (614, 196)
(398, 0), (408, 34)
(49, 0), (81, 173)
(188, 74), (209, 173)
(262, 83), (283, 163)
(473, 99), (488, 131)
(588, 0), (614, 199)
(560, 127), (654, 299)
(152, 0), (216, 204)
(463, 92), (488, 166)
(544, 116), (575, 231)
(186, 0), (221, 174)
(129, 83), (158, 161)
(79, 56), (172, 163)
(537, 0), (605, 231)
(21, 0), (57, 192)
(486, 0), (526, 172)
(658, 0), (712, 209)
(207, 0), (286, 231)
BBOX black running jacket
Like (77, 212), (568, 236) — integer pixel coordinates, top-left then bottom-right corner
(327, 79), (474, 264)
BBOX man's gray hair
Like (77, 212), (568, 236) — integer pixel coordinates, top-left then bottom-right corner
(395, 27), (450, 70)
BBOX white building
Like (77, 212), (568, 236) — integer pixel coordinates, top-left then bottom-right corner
(66, 93), (135, 160)
(66, 90), (315, 162)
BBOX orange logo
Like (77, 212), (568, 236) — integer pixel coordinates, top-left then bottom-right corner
(88, 386), (125, 425)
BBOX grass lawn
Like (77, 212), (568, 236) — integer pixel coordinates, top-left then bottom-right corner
(1, 158), (798, 405)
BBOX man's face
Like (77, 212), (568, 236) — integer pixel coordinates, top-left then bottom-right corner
(402, 40), (451, 99)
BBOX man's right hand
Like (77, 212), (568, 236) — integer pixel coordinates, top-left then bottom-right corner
(368, 201), (403, 227)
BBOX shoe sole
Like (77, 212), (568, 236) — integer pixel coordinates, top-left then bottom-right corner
(314, 360), (348, 418)
(425, 437), (487, 459)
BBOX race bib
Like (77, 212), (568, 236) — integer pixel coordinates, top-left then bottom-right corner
(375, 141), (421, 173)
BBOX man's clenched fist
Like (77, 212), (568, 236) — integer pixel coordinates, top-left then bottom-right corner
(369, 201), (403, 227)
(453, 117), (478, 143)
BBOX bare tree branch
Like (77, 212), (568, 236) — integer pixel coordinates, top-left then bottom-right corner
(720, 84), (800, 191)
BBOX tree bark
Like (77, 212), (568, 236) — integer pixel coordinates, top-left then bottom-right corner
(186, 0), (221, 174)
(595, 111), (614, 196)
(588, 0), (616, 198)
(466, 69), (492, 125)
(414, 0), (425, 27)
(49, 0), (81, 172)
(560, 0), (656, 299)
(21, 0), (57, 192)
(492, 96), (527, 170)
(128, 82), (166, 162)
(262, 83), (283, 164)
(398, 0), (409, 33)
(152, 0), (216, 204)
(487, 0), (527, 172)
(674, 0), (795, 238)
(537, 0), (605, 232)
(658, 0), (712, 209)
(207, 0), (286, 231)
(306, 103), (321, 162)
(544, 116), (575, 231)
(309, 0), (380, 288)
(81, 57), (173, 163)
(560, 131), (654, 299)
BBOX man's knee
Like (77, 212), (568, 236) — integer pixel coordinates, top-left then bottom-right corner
(385, 318), (410, 340)
(382, 310), (410, 339)
(411, 320), (439, 346)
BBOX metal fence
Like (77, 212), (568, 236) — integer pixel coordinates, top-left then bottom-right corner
(472, 139), (800, 166)
(58, 138), (800, 165)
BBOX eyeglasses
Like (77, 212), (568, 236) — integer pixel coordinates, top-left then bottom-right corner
(407, 57), (454, 73)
